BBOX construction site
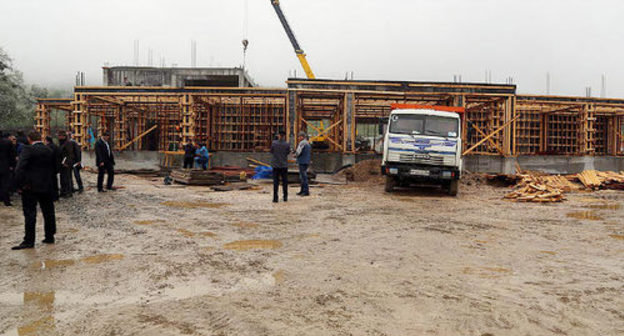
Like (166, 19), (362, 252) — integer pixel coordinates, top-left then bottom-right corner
(1, 1), (624, 335)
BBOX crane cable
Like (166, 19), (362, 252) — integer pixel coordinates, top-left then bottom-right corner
(242, 0), (249, 68)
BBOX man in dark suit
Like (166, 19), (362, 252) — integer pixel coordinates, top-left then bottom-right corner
(57, 130), (75, 198)
(68, 132), (83, 193)
(0, 132), (17, 206)
(45, 136), (61, 201)
(12, 131), (57, 250)
(95, 131), (115, 192)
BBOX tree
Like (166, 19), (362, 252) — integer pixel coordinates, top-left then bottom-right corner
(0, 47), (36, 129)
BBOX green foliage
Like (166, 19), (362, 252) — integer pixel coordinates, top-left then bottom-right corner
(0, 47), (70, 130)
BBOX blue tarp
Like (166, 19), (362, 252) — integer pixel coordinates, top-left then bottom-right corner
(253, 165), (273, 179)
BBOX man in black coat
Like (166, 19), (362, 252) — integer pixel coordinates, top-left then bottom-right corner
(57, 130), (75, 198)
(12, 131), (57, 250)
(45, 136), (61, 201)
(0, 132), (17, 206)
(69, 132), (83, 192)
(95, 131), (115, 192)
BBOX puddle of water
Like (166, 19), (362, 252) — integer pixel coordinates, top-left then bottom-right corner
(23, 292), (54, 308)
(34, 254), (124, 270)
(39, 259), (76, 269)
(17, 316), (55, 336)
(223, 240), (283, 251)
(177, 229), (216, 238)
(134, 219), (165, 225)
(566, 211), (603, 221)
(177, 229), (196, 237)
(16, 292), (55, 336)
(609, 234), (624, 240)
(539, 251), (557, 255)
(586, 203), (621, 210)
(82, 254), (124, 264)
(273, 270), (285, 284)
(232, 222), (259, 229)
(161, 201), (228, 209)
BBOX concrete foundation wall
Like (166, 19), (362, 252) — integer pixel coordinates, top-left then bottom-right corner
(84, 150), (624, 175)
(82, 151), (161, 171)
(465, 155), (624, 175)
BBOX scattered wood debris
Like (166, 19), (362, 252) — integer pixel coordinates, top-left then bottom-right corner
(504, 174), (566, 203)
(503, 170), (624, 203)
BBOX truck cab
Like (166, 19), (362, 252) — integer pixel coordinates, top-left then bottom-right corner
(381, 104), (463, 195)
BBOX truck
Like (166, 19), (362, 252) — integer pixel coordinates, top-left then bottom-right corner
(381, 104), (464, 196)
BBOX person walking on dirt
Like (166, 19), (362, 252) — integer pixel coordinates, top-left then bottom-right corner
(271, 130), (290, 203)
(295, 131), (311, 197)
(12, 131), (57, 250)
(68, 132), (84, 193)
(95, 131), (115, 192)
(57, 130), (75, 198)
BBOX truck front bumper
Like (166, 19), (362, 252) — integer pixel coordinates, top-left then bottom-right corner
(381, 163), (460, 181)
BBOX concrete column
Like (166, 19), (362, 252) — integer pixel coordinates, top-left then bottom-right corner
(288, 90), (296, 145)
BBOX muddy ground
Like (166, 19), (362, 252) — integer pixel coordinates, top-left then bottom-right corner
(0, 172), (623, 335)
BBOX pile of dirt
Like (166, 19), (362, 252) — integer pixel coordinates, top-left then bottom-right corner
(339, 159), (382, 182)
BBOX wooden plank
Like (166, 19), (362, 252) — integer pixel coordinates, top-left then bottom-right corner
(462, 114), (521, 156)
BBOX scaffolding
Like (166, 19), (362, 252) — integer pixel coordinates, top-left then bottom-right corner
(35, 79), (624, 157)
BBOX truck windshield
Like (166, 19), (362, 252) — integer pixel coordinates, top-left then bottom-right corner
(389, 114), (458, 138)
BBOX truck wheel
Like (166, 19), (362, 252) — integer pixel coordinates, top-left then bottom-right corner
(385, 176), (397, 193)
(447, 180), (459, 196)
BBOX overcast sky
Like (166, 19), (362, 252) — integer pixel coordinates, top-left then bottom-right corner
(1, 0), (623, 97)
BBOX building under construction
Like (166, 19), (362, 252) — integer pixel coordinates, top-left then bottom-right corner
(35, 77), (624, 173)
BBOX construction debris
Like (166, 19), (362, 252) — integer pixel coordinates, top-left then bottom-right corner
(577, 170), (624, 190)
(503, 170), (624, 203)
(170, 169), (225, 186)
(504, 174), (567, 203)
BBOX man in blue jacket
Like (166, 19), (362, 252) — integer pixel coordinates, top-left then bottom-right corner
(295, 131), (311, 196)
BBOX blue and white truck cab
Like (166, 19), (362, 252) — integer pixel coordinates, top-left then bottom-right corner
(381, 104), (463, 195)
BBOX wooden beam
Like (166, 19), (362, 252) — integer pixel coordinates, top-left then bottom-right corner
(118, 125), (158, 151)
(462, 114), (521, 156)
(466, 118), (505, 155)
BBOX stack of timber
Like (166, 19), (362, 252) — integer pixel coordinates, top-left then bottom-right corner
(211, 166), (256, 182)
(170, 169), (224, 186)
(504, 173), (567, 203)
(504, 170), (624, 203)
(576, 170), (624, 190)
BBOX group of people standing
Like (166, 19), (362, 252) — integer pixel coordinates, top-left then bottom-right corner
(270, 131), (311, 203)
(0, 129), (116, 250)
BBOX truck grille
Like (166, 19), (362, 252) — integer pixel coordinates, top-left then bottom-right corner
(399, 153), (444, 165)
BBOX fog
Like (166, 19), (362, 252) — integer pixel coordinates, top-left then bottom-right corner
(1, 0), (623, 97)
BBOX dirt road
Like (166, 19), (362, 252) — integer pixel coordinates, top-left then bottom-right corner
(0, 173), (623, 335)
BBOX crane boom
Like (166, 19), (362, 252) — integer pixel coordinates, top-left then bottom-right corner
(270, 0), (315, 79)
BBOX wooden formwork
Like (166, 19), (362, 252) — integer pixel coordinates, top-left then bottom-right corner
(34, 80), (624, 157)
(516, 95), (624, 156)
